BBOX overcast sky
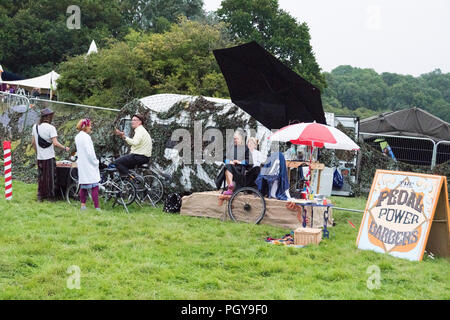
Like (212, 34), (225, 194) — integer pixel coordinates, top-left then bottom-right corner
(203, 0), (450, 76)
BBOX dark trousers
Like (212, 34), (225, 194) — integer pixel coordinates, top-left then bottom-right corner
(114, 154), (150, 176)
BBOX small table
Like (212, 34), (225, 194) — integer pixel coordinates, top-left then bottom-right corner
(293, 201), (333, 239)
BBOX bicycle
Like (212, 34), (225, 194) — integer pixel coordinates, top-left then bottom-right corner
(65, 163), (81, 204)
(98, 165), (136, 213)
(127, 163), (164, 206)
(66, 157), (136, 213)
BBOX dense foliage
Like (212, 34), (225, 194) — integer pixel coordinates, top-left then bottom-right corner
(217, 0), (326, 90)
(322, 66), (450, 122)
(0, 0), (205, 77)
(57, 18), (233, 108)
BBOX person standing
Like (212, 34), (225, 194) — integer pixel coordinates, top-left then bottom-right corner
(31, 108), (69, 201)
(75, 119), (101, 211)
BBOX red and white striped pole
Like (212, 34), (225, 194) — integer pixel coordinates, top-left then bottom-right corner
(3, 141), (12, 200)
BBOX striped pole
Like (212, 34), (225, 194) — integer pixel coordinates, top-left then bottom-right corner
(3, 141), (12, 200)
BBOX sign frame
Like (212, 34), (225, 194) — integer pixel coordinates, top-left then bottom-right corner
(356, 170), (450, 261)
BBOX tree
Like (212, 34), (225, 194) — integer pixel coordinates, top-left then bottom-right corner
(120, 0), (205, 31)
(217, 0), (326, 90)
(134, 17), (233, 97)
(322, 65), (450, 122)
(324, 66), (387, 111)
(57, 42), (150, 109)
(57, 18), (234, 109)
(0, 0), (127, 77)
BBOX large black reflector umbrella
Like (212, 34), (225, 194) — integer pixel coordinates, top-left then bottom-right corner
(213, 41), (326, 130)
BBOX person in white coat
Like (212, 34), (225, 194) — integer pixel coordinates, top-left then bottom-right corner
(75, 119), (101, 211)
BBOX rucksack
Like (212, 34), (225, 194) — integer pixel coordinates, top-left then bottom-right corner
(163, 193), (182, 213)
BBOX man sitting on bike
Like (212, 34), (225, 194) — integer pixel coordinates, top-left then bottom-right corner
(113, 114), (152, 177)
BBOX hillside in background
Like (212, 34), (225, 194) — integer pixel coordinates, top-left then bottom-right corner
(322, 66), (450, 122)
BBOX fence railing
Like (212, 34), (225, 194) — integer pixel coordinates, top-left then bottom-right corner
(360, 132), (450, 169)
(0, 91), (119, 139)
(435, 140), (450, 168)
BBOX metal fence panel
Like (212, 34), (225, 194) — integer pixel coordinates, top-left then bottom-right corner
(360, 132), (436, 168)
(436, 141), (450, 166)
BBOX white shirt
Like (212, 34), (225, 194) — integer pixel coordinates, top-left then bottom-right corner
(250, 149), (267, 167)
(75, 131), (100, 185)
(32, 123), (57, 160)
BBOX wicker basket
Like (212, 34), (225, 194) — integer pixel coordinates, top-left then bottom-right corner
(294, 227), (322, 246)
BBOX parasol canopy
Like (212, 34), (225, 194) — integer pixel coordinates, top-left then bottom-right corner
(269, 122), (360, 151)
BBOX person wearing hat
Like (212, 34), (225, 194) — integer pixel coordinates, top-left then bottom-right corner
(113, 114), (152, 176)
(31, 108), (70, 201)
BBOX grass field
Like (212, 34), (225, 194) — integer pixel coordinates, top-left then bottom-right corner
(0, 181), (449, 300)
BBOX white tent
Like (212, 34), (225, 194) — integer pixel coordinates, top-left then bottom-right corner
(0, 70), (60, 90)
(87, 40), (98, 55)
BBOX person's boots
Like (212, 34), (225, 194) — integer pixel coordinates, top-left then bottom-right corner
(222, 182), (235, 196)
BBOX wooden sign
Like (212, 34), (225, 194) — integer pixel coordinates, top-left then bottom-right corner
(356, 170), (450, 261)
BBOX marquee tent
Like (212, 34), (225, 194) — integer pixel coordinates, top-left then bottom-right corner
(360, 107), (450, 166)
(87, 40), (98, 55)
(360, 107), (450, 142)
(0, 70), (60, 91)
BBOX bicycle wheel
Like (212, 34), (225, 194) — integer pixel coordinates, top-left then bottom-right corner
(66, 182), (80, 204)
(228, 187), (266, 224)
(113, 177), (136, 206)
(142, 175), (164, 204)
(129, 174), (146, 203)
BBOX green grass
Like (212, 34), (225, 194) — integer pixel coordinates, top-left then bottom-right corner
(0, 181), (449, 299)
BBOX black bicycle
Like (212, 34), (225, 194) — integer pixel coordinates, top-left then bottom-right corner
(66, 157), (136, 213)
(227, 186), (266, 224)
(98, 165), (136, 213)
(128, 163), (164, 206)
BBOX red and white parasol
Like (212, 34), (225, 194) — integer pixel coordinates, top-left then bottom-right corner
(268, 122), (360, 151)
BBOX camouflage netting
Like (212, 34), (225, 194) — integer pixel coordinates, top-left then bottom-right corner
(0, 95), (260, 196)
(0, 96), (119, 183)
(355, 142), (450, 196)
(119, 96), (259, 195)
(321, 124), (450, 196)
(2, 94), (448, 197)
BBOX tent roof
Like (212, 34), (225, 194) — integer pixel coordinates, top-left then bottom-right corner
(0, 70), (60, 90)
(87, 40), (98, 55)
(360, 107), (450, 141)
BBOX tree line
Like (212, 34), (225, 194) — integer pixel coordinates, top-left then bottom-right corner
(322, 66), (450, 122)
(1, 0), (448, 122)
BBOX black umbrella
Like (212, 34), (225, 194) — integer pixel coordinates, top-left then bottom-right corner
(213, 41), (326, 130)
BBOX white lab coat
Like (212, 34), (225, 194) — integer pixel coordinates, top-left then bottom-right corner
(75, 131), (100, 185)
